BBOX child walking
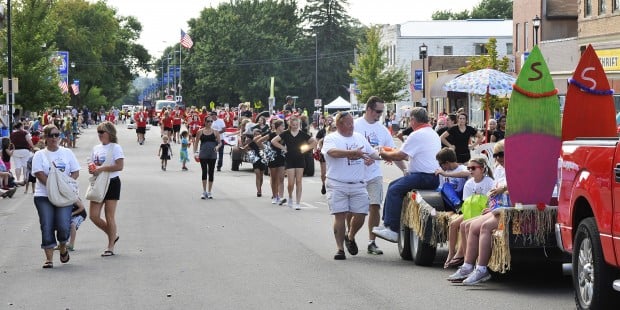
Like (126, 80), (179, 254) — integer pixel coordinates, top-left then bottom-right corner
(179, 131), (190, 171)
(158, 135), (172, 171)
(23, 148), (37, 194)
(68, 203), (87, 251)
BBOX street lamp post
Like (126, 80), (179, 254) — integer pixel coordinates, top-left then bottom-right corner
(315, 33), (319, 100)
(419, 43), (428, 108)
(6, 0), (14, 130)
(532, 15), (541, 46)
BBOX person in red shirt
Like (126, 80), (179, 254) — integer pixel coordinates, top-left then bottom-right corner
(134, 107), (148, 145)
(171, 106), (184, 143)
(160, 110), (174, 139)
(106, 111), (115, 123)
(188, 112), (202, 145)
(222, 107), (234, 128)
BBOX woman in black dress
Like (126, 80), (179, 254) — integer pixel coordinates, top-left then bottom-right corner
(266, 119), (286, 205)
(440, 112), (478, 163)
(271, 116), (317, 210)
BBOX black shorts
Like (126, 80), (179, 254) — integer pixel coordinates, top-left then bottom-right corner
(253, 161), (266, 171)
(163, 127), (173, 132)
(136, 127), (146, 134)
(173, 124), (181, 133)
(285, 158), (305, 169)
(104, 177), (121, 201)
(268, 156), (285, 168)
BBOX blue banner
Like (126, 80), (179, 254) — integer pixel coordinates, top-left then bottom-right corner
(414, 69), (423, 91)
(52, 51), (69, 84)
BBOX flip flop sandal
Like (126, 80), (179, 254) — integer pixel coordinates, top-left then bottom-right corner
(114, 236), (119, 244)
(42, 261), (53, 269)
(445, 256), (464, 268)
(101, 250), (115, 257)
(60, 250), (70, 263)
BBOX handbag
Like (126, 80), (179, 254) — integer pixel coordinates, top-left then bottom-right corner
(440, 182), (463, 212)
(461, 194), (489, 220)
(45, 150), (79, 207)
(85, 144), (113, 203)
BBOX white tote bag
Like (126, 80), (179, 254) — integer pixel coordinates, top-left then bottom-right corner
(45, 150), (79, 207)
(85, 145), (113, 203)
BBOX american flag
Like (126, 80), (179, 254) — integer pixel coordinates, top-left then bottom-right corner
(58, 80), (68, 94)
(71, 80), (80, 95)
(180, 29), (193, 49)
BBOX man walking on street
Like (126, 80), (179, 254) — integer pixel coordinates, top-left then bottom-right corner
(372, 107), (441, 243)
(353, 96), (403, 255)
(322, 111), (380, 260)
(210, 111), (226, 171)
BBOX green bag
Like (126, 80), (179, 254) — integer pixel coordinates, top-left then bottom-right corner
(461, 194), (488, 220)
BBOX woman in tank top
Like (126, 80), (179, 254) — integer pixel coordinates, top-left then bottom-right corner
(193, 116), (221, 199)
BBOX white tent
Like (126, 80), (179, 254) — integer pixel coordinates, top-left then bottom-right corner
(324, 96), (351, 110)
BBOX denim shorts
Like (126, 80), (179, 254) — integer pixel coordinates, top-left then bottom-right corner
(34, 196), (72, 249)
(71, 215), (85, 230)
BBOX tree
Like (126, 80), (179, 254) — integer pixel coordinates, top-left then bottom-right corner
(349, 26), (407, 104)
(7, 0), (66, 113)
(302, 0), (362, 105)
(432, 0), (512, 20)
(471, 0), (513, 20)
(459, 38), (511, 111)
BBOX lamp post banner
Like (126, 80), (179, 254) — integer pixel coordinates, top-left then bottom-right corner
(52, 51), (69, 84)
(414, 69), (423, 91)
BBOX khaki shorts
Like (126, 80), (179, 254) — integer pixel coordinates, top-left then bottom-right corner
(326, 179), (369, 215)
(366, 176), (384, 206)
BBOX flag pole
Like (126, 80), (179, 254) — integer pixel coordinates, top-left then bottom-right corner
(179, 43), (182, 99)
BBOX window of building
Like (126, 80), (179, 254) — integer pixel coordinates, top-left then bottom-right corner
(506, 43), (513, 55)
(600, 0), (607, 14)
(585, 0), (592, 16)
(515, 23), (520, 52)
(614, 0), (620, 12)
(523, 22), (528, 50)
(443, 46), (453, 55)
(475, 43), (488, 55)
(393, 45), (396, 65)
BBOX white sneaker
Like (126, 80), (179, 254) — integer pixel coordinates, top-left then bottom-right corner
(447, 266), (474, 282)
(372, 226), (398, 243)
(207, 192), (213, 199)
(201, 192), (207, 200)
(294, 203), (301, 210)
(462, 268), (491, 285)
(271, 197), (278, 204)
(287, 200), (293, 208)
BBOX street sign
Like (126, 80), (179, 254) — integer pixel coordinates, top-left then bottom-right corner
(2, 78), (18, 94)
(314, 99), (322, 107)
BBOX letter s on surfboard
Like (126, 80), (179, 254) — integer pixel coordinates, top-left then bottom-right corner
(528, 62), (543, 81)
(580, 67), (597, 89)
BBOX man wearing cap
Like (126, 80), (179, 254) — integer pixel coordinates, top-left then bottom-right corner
(210, 111), (226, 171)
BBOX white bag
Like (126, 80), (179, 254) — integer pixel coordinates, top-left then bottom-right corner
(85, 145), (113, 203)
(45, 151), (79, 207)
(86, 143), (114, 203)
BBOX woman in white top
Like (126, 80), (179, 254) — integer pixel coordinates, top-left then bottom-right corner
(32, 125), (80, 268)
(88, 121), (125, 257)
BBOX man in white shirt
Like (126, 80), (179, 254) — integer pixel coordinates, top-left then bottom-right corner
(372, 107), (441, 243)
(322, 111), (379, 260)
(353, 96), (403, 255)
(210, 111), (226, 171)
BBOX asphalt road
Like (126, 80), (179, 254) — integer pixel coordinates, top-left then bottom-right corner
(0, 124), (576, 309)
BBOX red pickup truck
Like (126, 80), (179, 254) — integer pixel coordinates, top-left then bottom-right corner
(557, 138), (620, 309)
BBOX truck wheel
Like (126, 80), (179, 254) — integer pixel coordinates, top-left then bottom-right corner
(410, 230), (437, 266)
(232, 160), (241, 171)
(573, 217), (619, 310)
(398, 222), (412, 260)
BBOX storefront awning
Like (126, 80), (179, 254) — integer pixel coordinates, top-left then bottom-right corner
(430, 74), (460, 98)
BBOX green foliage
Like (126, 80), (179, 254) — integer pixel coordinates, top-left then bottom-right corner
(432, 0), (512, 20)
(471, 0), (513, 20)
(349, 26), (408, 104)
(459, 38), (512, 111)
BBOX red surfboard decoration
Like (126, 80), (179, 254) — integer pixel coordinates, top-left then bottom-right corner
(562, 44), (616, 141)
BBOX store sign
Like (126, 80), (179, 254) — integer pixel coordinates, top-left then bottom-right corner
(597, 49), (620, 71)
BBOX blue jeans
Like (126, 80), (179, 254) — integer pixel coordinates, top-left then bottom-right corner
(34, 196), (72, 249)
(382, 173), (439, 232)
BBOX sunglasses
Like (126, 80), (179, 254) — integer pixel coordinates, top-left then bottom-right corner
(467, 166), (482, 171)
(493, 151), (505, 158)
(374, 109), (384, 114)
(97, 130), (107, 134)
(47, 133), (60, 138)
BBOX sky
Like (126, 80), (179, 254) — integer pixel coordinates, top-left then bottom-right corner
(98, 0), (482, 58)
